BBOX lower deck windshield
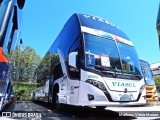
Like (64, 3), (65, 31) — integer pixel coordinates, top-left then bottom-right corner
(84, 33), (142, 79)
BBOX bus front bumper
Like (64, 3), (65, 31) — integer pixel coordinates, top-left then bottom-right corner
(77, 100), (146, 107)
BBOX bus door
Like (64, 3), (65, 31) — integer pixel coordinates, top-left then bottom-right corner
(57, 49), (68, 103)
(67, 38), (80, 105)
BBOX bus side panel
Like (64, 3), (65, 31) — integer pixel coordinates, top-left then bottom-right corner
(48, 14), (82, 104)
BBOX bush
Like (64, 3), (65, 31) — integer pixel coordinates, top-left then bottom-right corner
(155, 76), (160, 87)
(13, 82), (42, 101)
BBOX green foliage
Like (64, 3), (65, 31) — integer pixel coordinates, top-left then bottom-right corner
(13, 82), (42, 101)
(155, 76), (160, 87)
(9, 46), (41, 82)
(35, 52), (59, 84)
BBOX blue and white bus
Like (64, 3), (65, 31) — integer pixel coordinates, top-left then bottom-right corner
(140, 59), (158, 101)
(0, 0), (25, 111)
(34, 13), (146, 109)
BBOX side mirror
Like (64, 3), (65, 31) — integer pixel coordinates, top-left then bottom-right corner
(69, 51), (78, 68)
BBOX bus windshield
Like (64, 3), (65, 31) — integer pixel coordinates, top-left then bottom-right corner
(144, 67), (155, 85)
(84, 33), (142, 78)
(117, 42), (142, 75)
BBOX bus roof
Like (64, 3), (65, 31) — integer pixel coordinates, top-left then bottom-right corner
(76, 13), (130, 40)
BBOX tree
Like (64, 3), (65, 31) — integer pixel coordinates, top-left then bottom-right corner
(9, 46), (41, 82)
(155, 76), (160, 87)
(34, 52), (59, 84)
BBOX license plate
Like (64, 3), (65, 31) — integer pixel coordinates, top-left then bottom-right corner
(120, 94), (131, 101)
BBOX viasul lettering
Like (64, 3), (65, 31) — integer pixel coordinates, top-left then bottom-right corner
(112, 82), (136, 87)
(83, 14), (118, 28)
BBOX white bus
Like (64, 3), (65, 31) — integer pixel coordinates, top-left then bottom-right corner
(34, 13), (146, 109)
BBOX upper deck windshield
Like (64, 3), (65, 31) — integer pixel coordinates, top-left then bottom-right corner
(84, 33), (142, 79)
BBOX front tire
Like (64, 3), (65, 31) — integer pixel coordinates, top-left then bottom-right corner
(55, 93), (61, 110)
(52, 91), (61, 111)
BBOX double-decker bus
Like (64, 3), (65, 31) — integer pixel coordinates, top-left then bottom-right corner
(140, 59), (158, 101)
(0, 0), (25, 111)
(33, 13), (146, 109)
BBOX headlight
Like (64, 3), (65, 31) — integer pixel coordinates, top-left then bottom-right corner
(86, 79), (107, 91)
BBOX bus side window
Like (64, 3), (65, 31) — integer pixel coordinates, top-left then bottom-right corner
(53, 63), (63, 80)
(68, 37), (80, 79)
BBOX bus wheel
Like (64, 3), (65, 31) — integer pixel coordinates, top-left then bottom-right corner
(55, 92), (62, 111)
(53, 92), (61, 111)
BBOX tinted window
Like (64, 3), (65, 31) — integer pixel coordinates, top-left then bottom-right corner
(69, 38), (79, 53)
(53, 63), (63, 80)
(68, 38), (80, 79)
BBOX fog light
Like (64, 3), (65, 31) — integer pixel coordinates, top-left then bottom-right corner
(88, 94), (94, 101)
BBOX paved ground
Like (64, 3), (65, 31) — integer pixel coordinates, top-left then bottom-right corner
(0, 101), (160, 120)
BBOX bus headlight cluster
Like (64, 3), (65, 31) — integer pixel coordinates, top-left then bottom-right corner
(86, 79), (107, 91)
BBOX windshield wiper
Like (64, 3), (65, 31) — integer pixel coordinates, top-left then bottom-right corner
(123, 71), (142, 80)
(89, 64), (117, 78)
(131, 74), (142, 79)
(101, 70), (117, 78)
(89, 64), (112, 70)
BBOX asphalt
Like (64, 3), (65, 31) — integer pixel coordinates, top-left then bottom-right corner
(146, 101), (160, 106)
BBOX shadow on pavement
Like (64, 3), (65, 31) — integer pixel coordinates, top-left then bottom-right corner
(34, 101), (137, 120)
